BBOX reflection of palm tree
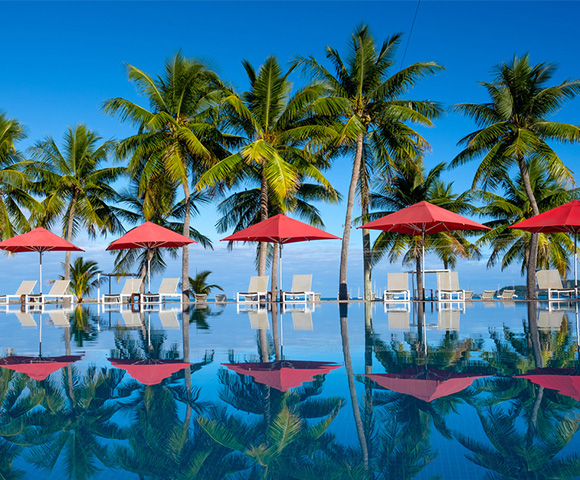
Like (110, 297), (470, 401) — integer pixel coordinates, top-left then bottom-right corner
(24, 367), (125, 480)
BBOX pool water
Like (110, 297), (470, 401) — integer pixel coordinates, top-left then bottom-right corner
(0, 300), (579, 479)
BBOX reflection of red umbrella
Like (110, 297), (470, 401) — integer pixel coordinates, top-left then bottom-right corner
(223, 360), (341, 391)
(109, 358), (192, 386)
(0, 227), (83, 295)
(359, 201), (490, 290)
(221, 214), (340, 297)
(0, 355), (83, 381)
(509, 200), (580, 285)
(364, 367), (489, 402)
(106, 222), (196, 292)
(517, 368), (580, 401)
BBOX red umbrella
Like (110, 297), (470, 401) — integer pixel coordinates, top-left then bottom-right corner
(517, 368), (580, 402)
(109, 358), (193, 386)
(106, 222), (197, 293)
(0, 355), (83, 381)
(222, 360), (341, 391)
(364, 367), (489, 402)
(359, 201), (489, 289)
(509, 200), (580, 285)
(221, 214), (340, 297)
(0, 227), (83, 295)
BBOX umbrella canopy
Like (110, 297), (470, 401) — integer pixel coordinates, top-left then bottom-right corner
(221, 214), (341, 244)
(106, 222), (197, 292)
(359, 201), (489, 293)
(517, 368), (580, 402)
(0, 355), (83, 381)
(223, 360), (342, 391)
(109, 358), (193, 386)
(221, 214), (340, 297)
(0, 227), (84, 295)
(509, 200), (580, 284)
(364, 367), (489, 402)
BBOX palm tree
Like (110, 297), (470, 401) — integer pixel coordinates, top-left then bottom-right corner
(197, 56), (337, 276)
(451, 54), (580, 298)
(189, 270), (223, 296)
(112, 175), (212, 288)
(0, 112), (40, 239)
(30, 125), (124, 280)
(369, 159), (478, 298)
(59, 257), (104, 303)
(297, 25), (444, 300)
(477, 160), (579, 277)
(103, 53), (227, 302)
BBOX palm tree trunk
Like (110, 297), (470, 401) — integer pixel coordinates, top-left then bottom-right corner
(64, 193), (78, 281)
(258, 171), (268, 276)
(339, 307), (369, 470)
(339, 133), (364, 300)
(182, 183), (192, 304)
(416, 249), (424, 301)
(518, 158), (540, 299)
(360, 157), (372, 301)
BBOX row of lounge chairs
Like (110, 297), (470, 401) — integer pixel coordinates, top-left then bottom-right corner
(237, 275), (319, 303)
(0, 280), (73, 305)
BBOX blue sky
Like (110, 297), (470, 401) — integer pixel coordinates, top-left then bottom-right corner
(1, 1), (579, 297)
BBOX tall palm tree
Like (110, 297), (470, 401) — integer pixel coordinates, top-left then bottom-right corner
(0, 112), (40, 239)
(369, 159), (478, 297)
(30, 125), (124, 280)
(197, 56), (337, 276)
(103, 53), (227, 302)
(297, 25), (444, 300)
(451, 54), (580, 298)
(477, 160), (579, 277)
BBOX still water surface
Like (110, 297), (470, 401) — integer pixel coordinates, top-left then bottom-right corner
(0, 301), (578, 479)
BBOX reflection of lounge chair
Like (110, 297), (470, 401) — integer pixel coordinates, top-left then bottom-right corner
(500, 289), (516, 300)
(27, 280), (73, 305)
(0, 281), (37, 304)
(102, 279), (142, 304)
(480, 290), (496, 300)
(388, 310), (410, 330)
(283, 275), (314, 303)
(437, 272), (465, 301)
(48, 309), (70, 327)
(121, 310), (142, 327)
(383, 273), (410, 302)
(159, 309), (180, 329)
(248, 310), (269, 329)
(142, 278), (181, 304)
(15, 311), (37, 327)
(538, 310), (564, 331)
(438, 309), (460, 331)
(237, 276), (269, 303)
(536, 270), (576, 300)
(292, 311), (313, 331)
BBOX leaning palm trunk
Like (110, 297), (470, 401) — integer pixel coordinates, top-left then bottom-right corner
(360, 165), (372, 301)
(64, 194), (78, 281)
(340, 307), (369, 469)
(258, 172), (269, 276)
(339, 133), (364, 300)
(519, 158), (541, 299)
(182, 183), (192, 304)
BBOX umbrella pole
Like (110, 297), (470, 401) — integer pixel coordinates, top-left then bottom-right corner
(39, 311), (42, 358)
(575, 231), (577, 288)
(279, 243), (283, 302)
(147, 249), (151, 294)
(39, 251), (43, 295)
(422, 230), (425, 294)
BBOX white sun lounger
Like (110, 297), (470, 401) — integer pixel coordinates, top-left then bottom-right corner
(237, 276), (269, 303)
(0, 281), (37, 304)
(142, 278), (182, 304)
(283, 275), (314, 303)
(437, 272), (465, 301)
(383, 273), (410, 302)
(26, 280), (73, 305)
(500, 289), (516, 300)
(536, 270), (577, 300)
(102, 278), (142, 304)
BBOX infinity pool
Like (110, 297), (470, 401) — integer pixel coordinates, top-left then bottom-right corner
(0, 300), (578, 479)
